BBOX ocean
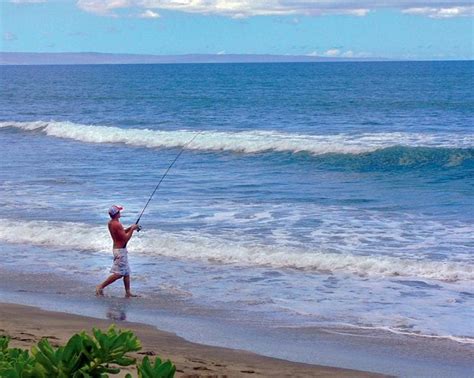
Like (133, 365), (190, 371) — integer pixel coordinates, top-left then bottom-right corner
(0, 61), (473, 375)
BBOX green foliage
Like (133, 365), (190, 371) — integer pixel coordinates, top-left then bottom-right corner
(137, 356), (176, 378)
(0, 326), (176, 377)
(0, 337), (38, 378)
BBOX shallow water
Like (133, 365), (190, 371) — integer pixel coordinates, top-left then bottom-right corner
(1, 265), (473, 377)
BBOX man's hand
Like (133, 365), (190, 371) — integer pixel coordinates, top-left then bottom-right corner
(132, 224), (141, 232)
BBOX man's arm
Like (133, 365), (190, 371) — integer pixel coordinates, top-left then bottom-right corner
(111, 223), (138, 246)
(125, 224), (141, 233)
(123, 224), (138, 243)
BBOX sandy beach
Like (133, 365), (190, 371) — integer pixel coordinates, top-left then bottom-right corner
(0, 302), (384, 377)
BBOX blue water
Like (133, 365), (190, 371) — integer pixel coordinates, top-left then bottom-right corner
(0, 62), (473, 352)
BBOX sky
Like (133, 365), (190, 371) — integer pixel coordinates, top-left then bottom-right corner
(1, 0), (473, 60)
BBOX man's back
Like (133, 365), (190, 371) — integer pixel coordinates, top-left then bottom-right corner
(108, 219), (128, 248)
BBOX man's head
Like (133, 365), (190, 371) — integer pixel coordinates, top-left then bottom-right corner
(108, 205), (123, 219)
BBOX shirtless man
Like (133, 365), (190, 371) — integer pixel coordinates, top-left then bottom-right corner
(96, 205), (140, 297)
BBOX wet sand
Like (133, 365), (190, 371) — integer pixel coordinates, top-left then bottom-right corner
(0, 302), (385, 377)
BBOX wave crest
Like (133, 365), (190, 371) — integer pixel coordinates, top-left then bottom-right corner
(0, 219), (472, 282)
(1, 121), (473, 158)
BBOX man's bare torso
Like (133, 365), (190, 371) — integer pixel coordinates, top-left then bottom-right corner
(108, 219), (128, 249)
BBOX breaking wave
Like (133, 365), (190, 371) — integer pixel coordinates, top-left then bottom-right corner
(0, 218), (472, 282)
(1, 121), (473, 161)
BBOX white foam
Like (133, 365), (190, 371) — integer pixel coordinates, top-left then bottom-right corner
(292, 323), (474, 345)
(0, 218), (472, 282)
(1, 121), (472, 155)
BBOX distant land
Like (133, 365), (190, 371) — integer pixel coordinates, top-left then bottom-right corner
(0, 52), (389, 65)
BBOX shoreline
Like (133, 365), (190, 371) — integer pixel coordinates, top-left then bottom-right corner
(0, 302), (382, 377)
(0, 265), (473, 376)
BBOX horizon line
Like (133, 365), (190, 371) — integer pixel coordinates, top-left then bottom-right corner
(1, 51), (472, 65)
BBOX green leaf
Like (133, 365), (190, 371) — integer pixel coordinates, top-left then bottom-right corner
(114, 356), (136, 366)
(102, 365), (121, 374)
(31, 343), (58, 375)
(137, 356), (176, 378)
(0, 336), (10, 351)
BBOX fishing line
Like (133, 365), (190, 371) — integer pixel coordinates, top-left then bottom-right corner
(135, 131), (202, 228)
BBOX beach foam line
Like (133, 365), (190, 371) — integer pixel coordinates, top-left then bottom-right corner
(0, 219), (472, 282)
(285, 323), (474, 345)
(1, 120), (473, 156)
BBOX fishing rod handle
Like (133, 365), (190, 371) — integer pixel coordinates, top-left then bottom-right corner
(134, 221), (142, 232)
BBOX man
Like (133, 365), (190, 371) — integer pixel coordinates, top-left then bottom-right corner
(96, 205), (140, 297)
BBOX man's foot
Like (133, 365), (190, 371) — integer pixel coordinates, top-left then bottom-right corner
(95, 286), (104, 296)
(125, 292), (140, 298)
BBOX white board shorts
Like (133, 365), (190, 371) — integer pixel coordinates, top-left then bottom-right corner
(110, 248), (131, 276)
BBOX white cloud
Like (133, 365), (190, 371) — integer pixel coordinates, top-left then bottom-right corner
(139, 1), (370, 17)
(324, 48), (341, 57)
(308, 49), (373, 58)
(10, 0), (46, 3)
(345, 8), (370, 17)
(139, 9), (160, 18)
(3, 32), (18, 41)
(76, 0), (131, 16)
(402, 6), (474, 18)
(75, 1), (474, 19)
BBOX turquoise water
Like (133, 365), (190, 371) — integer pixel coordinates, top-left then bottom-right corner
(0, 62), (473, 350)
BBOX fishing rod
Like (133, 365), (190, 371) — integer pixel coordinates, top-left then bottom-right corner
(134, 131), (202, 229)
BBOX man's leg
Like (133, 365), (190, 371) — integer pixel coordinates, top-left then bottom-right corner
(96, 274), (123, 296)
(123, 275), (138, 297)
